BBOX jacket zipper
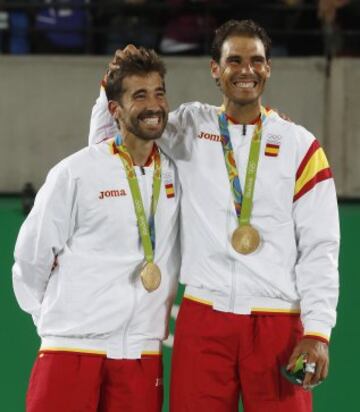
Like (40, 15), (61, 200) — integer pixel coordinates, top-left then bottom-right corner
(227, 194), (237, 312)
(228, 126), (246, 312)
(229, 260), (236, 312)
(122, 286), (137, 358)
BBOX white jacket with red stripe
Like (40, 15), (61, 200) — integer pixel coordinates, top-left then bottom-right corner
(89, 88), (340, 342)
(13, 139), (180, 359)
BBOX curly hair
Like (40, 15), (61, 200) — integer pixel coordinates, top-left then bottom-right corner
(105, 47), (166, 102)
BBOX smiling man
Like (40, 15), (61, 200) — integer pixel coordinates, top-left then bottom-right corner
(12, 48), (180, 412)
(89, 20), (340, 412)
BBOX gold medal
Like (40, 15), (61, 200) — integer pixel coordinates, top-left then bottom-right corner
(231, 224), (261, 255)
(140, 262), (161, 292)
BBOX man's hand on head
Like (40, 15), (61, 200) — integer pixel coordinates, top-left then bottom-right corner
(110, 44), (139, 71)
(104, 45), (140, 84)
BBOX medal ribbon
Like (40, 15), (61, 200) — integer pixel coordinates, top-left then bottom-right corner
(113, 135), (161, 263)
(218, 107), (268, 226)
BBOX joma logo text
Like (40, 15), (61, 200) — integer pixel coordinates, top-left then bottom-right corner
(99, 189), (127, 199)
(197, 131), (222, 142)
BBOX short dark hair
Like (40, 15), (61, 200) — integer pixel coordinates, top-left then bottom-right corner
(211, 19), (272, 62)
(105, 47), (166, 102)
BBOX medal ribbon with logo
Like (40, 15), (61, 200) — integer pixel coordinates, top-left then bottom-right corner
(218, 106), (268, 254)
(113, 135), (162, 291)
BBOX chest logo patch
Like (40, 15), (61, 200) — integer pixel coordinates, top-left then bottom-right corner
(165, 183), (175, 199)
(264, 134), (281, 157)
(163, 170), (176, 199)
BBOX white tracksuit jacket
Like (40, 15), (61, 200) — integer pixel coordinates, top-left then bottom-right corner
(89, 88), (340, 341)
(12, 140), (180, 359)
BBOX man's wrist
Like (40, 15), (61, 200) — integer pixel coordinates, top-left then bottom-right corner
(303, 333), (329, 345)
(303, 318), (332, 341)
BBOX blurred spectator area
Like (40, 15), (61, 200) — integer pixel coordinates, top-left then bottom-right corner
(0, 0), (359, 56)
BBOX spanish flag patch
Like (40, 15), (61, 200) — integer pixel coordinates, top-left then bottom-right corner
(165, 183), (175, 198)
(293, 139), (332, 202)
(265, 143), (280, 157)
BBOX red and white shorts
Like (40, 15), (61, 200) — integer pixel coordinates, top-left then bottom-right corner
(170, 298), (312, 412)
(26, 351), (163, 412)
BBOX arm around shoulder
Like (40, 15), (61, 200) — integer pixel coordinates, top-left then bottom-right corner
(88, 85), (118, 145)
(160, 102), (206, 159)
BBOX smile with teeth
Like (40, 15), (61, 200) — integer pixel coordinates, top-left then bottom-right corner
(141, 116), (161, 126)
(233, 80), (257, 88)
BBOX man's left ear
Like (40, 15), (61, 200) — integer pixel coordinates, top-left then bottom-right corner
(210, 59), (220, 82)
(266, 59), (271, 79)
(108, 100), (121, 119)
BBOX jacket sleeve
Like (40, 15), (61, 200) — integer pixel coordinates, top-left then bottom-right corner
(292, 132), (340, 343)
(88, 85), (118, 145)
(12, 163), (77, 325)
(159, 102), (199, 160)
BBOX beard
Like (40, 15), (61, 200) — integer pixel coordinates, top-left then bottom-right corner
(122, 109), (168, 141)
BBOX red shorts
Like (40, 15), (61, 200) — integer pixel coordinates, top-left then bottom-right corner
(170, 298), (312, 412)
(26, 351), (163, 412)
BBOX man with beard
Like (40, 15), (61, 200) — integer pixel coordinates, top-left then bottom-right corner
(12, 48), (180, 412)
(89, 20), (339, 412)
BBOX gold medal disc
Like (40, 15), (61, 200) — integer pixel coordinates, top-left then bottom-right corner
(231, 225), (261, 255)
(140, 262), (161, 292)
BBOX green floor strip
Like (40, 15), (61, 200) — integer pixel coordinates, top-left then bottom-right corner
(1, 199), (358, 411)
